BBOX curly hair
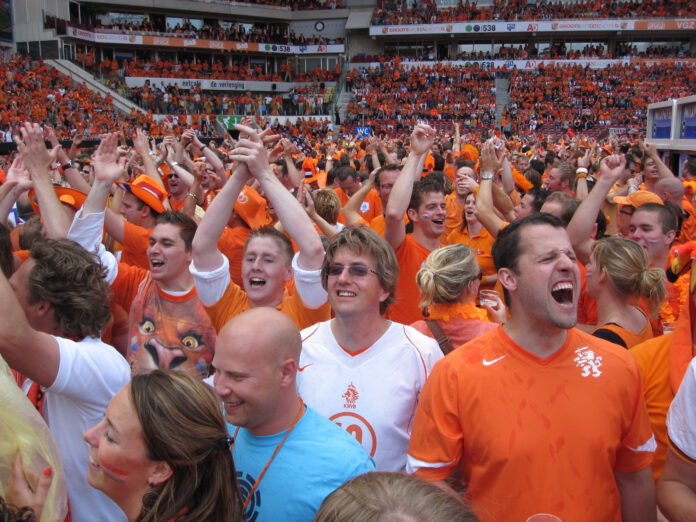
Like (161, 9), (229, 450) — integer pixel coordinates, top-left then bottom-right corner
(132, 370), (243, 522)
(27, 239), (111, 339)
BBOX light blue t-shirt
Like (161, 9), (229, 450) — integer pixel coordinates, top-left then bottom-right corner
(229, 404), (375, 521)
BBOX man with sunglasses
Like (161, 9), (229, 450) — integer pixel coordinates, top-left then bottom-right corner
(297, 226), (442, 472)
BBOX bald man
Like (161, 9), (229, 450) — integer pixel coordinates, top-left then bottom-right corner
(213, 308), (374, 521)
(656, 177), (696, 245)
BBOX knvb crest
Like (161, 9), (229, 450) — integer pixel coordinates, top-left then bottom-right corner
(342, 382), (359, 409)
(574, 346), (602, 378)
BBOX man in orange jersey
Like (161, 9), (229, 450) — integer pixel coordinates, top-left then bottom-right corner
(190, 124), (329, 332)
(385, 124), (446, 324)
(408, 213), (656, 522)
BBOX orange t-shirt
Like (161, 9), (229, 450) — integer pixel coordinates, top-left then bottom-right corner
(444, 193), (463, 239)
(676, 197), (696, 245)
(593, 317), (654, 349)
(577, 261), (598, 326)
(445, 226), (496, 285)
(335, 187), (383, 224)
(217, 226), (250, 287)
(409, 327), (655, 521)
(121, 222), (152, 269)
(204, 279), (330, 333)
(387, 235), (433, 325)
(630, 298), (694, 480)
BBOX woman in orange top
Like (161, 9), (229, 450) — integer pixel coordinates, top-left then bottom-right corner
(445, 192), (497, 289)
(586, 236), (666, 349)
(410, 244), (504, 352)
(84, 370), (243, 522)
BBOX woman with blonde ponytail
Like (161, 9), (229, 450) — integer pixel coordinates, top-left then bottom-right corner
(410, 244), (504, 354)
(586, 236), (666, 348)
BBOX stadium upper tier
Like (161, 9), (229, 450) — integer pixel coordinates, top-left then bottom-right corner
(372, 0), (696, 25)
(68, 21), (344, 47)
(344, 61), (695, 139)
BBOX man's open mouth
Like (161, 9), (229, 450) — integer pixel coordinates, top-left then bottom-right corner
(551, 282), (573, 304)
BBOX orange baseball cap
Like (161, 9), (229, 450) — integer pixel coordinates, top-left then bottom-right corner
(116, 175), (167, 214)
(28, 186), (87, 215)
(613, 191), (663, 208)
(234, 185), (272, 229)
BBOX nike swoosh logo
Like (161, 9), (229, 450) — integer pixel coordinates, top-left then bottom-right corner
(482, 355), (507, 366)
(298, 364), (313, 372)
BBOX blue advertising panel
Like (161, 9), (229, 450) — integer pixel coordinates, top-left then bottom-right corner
(652, 107), (672, 139)
(680, 103), (696, 139)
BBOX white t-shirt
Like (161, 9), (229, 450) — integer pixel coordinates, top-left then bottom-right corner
(46, 336), (130, 522)
(667, 357), (696, 461)
(297, 320), (443, 471)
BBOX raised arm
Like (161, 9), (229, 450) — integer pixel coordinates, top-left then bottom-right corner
(191, 129), (226, 182)
(231, 124), (324, 270)
(475, 141), (505, 238)
(191, 163), (250, 272)
(642, 141), (674, 180)
(14, 122), (71, 239)
(0, 157), (32, 227)
(567, 154), (626, 265)
(132, 128), (165, 190)
(453, 122), (461, 153)
(281, 138), (303, 189)
(45, 126), (91, 194)
(575, 148), (591, 201)
(384, 124), (434, 250)
(343, 169), (377, 225)
(84, 133), (127, 216)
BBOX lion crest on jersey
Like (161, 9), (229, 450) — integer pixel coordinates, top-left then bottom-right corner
(342, 383), (359, 409)
(574, 346), (603, 378)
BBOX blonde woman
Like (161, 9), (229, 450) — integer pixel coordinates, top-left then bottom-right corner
(410, 244), (504, 354)
(586, 236), (666, 348)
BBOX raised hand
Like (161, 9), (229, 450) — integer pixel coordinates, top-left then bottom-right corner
(410, 124), (436, 156)
(599, 154), (628, 184)
(132, 128), (151, 158)
(92, 133), (124, 184)
(14, 122), (60, 177)
(479, 140), (503, 176)
(6, 156), (32, 192)
(229, 124), (271, 179)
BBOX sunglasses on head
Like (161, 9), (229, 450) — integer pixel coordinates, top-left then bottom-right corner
(326, 263), (378, 278)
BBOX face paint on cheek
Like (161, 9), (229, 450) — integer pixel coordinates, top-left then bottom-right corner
(586, 271), (593, 278)
(421, 214), (430, 219)
(99, 459), (132, 483)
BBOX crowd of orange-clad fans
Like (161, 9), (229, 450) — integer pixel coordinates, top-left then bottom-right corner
(344, 59), (695, 139)
(372, 0), (696, 25)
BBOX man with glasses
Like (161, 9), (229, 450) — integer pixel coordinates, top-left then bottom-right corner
(297, 226), (442, 471)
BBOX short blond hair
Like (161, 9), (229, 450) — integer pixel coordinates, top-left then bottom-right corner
(313, 188), (341, 225)
(313, 472), (477, 522)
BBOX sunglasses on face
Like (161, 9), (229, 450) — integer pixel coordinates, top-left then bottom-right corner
(326, 263), (378, 278)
